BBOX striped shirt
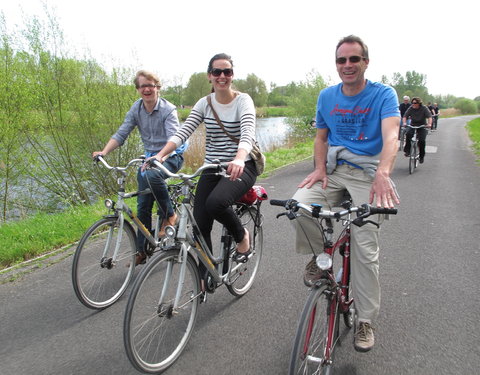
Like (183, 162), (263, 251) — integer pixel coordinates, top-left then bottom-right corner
(170, 93), (256, 163)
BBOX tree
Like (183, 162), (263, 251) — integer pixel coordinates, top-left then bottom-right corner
(454, 98), (478, 114)
(183, 72), (210, 106)
(387, 71), (431, 103)
(234, 73), (268, 107)
(287, 71), (327, 126)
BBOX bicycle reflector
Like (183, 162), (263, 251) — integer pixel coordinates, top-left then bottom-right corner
(316, 253), (332, 270)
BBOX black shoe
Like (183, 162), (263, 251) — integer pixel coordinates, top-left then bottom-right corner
(404, 152), (410, 157)
(419, 157), (424, 164)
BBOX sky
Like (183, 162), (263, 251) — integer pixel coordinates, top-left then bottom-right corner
(1, 0), (478, 99)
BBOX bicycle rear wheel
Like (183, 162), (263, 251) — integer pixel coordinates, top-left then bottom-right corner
(72, 217), (136, 309)
(289, 284), (339, 375)
(124, 249), (200, 374)
(226, 206), (264, 297)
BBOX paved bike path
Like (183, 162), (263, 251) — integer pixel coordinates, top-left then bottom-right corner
(0, 115), (479, 374)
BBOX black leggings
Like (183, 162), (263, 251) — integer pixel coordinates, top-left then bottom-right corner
(404, 127), (428, 158)
(193, 160), (257, 252)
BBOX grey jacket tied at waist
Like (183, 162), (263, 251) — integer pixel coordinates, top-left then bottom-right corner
(326, 146), (379, 178)
(326, 146), (400, 201)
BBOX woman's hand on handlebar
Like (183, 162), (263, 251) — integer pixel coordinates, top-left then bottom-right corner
(227, 159), (245, 181)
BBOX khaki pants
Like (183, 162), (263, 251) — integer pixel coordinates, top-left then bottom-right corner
(292, 164), (383, 323)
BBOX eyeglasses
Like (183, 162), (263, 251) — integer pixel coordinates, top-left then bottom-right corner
(412, 102), (419, 105)
(335, 55), (365, 64)
(210, 68), (234, 77)
(137, 84), (159, 89)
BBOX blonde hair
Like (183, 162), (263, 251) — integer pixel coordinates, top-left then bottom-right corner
(134, 70), (161, 89)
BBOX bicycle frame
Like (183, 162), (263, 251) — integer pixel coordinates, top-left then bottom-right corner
(323, 220), (353, 361)
(150, 160), (261, 310)
(96, 156), (163, 263)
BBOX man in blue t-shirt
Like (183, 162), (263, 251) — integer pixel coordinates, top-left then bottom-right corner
(292, 35), (400, 353)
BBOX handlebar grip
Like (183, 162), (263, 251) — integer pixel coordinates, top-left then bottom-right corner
(270, 199), (289, 207)
(369, 207), (398, 215)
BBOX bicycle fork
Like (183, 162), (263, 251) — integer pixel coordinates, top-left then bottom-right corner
(304, 289), (339, 367)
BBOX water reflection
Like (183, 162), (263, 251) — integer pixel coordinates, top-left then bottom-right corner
(256, 117), (292, 151)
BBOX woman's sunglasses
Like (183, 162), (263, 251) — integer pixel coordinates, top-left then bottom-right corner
(211, 68), (234, 77)
(335, 55), (365, 64)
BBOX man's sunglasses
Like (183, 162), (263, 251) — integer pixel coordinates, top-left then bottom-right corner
(335, 55), (365, 64)
(211, 68), (234, 77)
(412, 102), (419, 104)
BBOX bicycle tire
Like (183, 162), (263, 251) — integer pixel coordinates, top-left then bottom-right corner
(343, 281), (354, 329)
(71, 217), (136, 309)
(289, 284), (339, 375)
(226, 206), (264, 297)
(124, 249), (200, 374)
(413, 142), (419, 169)
(408, 141), (416, 174)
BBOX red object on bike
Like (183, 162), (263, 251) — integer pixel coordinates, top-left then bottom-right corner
(238, 185), (268, 205)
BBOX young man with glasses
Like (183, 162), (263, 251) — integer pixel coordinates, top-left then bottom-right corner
(402, 97), (432, 163)
(291, 35), (400, 352)
(92, 70), (185, 265)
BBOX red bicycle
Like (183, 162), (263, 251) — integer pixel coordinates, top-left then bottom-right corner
(271, 198), (397, 375)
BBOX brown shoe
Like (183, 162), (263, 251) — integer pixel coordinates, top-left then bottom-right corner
(126, 252), (147, 268)
(303, 256), (328, 287)
(159, 212), (178, 237)
(354, 322), (375, 352)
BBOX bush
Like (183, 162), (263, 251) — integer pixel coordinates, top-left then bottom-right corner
(454, 98), (478, 114)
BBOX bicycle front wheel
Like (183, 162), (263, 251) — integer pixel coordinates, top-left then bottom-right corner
(124, 249), (200, 374)
(289, 284), (339, 375)
(408, 143), (416, 174)
(227, 206), (264, 297)
(72, 217), (136, 309)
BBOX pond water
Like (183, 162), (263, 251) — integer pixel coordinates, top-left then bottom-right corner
(3, 117), (296, 222)
(255, 117), (292, 151)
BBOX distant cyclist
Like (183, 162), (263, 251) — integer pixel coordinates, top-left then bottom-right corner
(402, 97), (432, 164)
(432, 103), (440, 130)
(398, 95), (411, 139)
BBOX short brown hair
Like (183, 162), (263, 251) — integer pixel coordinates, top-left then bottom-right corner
(336, 35), (369, 60)
(134, 70), (161, 89)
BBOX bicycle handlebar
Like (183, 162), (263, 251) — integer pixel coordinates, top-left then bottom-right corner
(94, 155), (231, 181)
(404, 124), (426, 129)
(94, 155), (144, 172)
(151, 159), (229, 180)
(270, 199), (397, 220)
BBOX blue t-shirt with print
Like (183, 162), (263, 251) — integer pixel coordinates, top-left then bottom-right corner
(316, 80), (400, 156)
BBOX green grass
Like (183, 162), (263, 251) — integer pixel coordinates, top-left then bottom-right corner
(467, 117), (480, 159)
(0, 202), (107, 269)
(0, 139), (313, 269)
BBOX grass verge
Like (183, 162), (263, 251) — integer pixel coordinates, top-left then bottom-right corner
(0, 139), (313, 270)
(466, 117), (480, 160)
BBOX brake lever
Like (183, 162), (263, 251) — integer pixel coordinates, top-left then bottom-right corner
(352, 218), (380, 228)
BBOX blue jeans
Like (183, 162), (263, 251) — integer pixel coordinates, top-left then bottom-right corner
(136, 154), (183, 252)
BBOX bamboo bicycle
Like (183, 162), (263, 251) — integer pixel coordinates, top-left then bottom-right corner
(123, 160), (267, 374)
(271, 198), (396, 375)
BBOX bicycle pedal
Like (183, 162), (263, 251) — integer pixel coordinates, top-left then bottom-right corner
(200, 292), (208, 304)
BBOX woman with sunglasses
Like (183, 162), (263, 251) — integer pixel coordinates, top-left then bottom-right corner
(402, 97), (432, 163)
(152, 53), (258, 268)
